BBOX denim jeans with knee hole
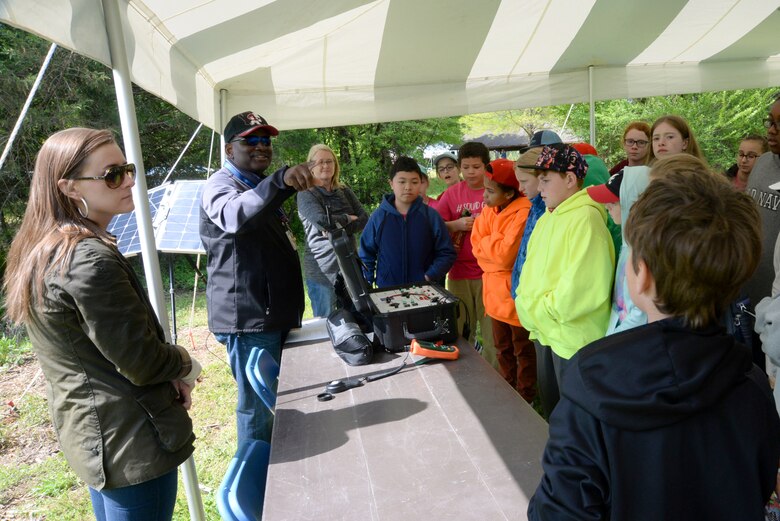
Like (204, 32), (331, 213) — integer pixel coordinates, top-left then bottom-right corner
(214, 331), (282, 445)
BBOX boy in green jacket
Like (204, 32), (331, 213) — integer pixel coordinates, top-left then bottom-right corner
(515, 143), (615, 418)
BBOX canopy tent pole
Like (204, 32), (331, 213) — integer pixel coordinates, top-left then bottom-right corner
(219, 89), (228, 165)
(0, 43), (57, 172)
(559, 104), (575, 135)
(100, 1), (205, 520)
(588, 65), (596, 145)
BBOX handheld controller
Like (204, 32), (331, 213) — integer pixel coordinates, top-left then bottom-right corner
(410, 339), (459, 360)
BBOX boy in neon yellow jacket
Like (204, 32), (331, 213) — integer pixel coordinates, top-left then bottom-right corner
(515, 144), (615, 418)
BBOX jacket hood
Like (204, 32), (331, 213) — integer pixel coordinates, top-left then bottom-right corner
(552, 188), (608, 221)
(379, 194), (423, 216)
(565, 318), (754, 431)
(618, 166), (651, 232)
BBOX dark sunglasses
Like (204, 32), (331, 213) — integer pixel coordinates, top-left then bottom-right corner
(71, 163), (136, 189)
(231, 135), (272, 147)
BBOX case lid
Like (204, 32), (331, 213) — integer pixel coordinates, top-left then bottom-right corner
(329, 227), (372, 314)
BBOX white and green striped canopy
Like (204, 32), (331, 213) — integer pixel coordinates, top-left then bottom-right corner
(2, 0), (780, 131)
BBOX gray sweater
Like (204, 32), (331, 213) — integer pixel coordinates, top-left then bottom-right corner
(297, 185), (367, 284)
(746, 152), (780, 306)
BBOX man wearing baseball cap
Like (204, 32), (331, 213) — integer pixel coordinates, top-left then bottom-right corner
(200, 111), (314, 445)
(514, 143), (615, 418)
(471, 159), (536, 401)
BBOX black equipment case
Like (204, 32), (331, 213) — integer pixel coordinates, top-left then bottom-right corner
(329, 227), (460, 352)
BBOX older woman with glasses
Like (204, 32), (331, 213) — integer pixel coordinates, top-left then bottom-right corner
(3, 128), (201, 521)
(609, 121), (651, 174)
(297, 143), (368, 317)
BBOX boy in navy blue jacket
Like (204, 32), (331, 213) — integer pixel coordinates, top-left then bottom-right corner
(528, 156), (780, 521)
(359, 157), (455, 288)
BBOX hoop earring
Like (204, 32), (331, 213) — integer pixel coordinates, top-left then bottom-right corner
(77, 197), (89, 219)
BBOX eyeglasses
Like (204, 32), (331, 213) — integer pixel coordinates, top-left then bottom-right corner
(71, 163), (135, 189)
(738, 152), (760, 160)
(624, 139), (649, 148)
(231, 135), (272, 147)
(437, 164), (457, 174)
(764, 118), (780, 130)
(314, 159), (335, 168)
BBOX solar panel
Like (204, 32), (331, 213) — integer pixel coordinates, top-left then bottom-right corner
(108, 180), (206, 257)
(156, 181), (206, 255)
(108, 184), (168, 256)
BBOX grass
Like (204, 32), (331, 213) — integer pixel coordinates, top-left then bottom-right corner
(1, 360), (237, 520)
(0, 286), (313, 520)
(0, 333), (32, 369)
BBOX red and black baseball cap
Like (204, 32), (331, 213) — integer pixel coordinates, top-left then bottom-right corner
(224, 111), (279, 142)
(586, 171), (624, 204)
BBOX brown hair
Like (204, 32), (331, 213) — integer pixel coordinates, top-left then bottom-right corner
(545, 171), (585, 189)
(650, 115), (707, 165)
(4, 128), (117, 324)
(624, 155), (760, 328)
(458, 141), (490, 166)
(648, 153), (718, 182)
(307, 143), (343, 188)
(622, 120), (651, 165)
(741, 134), (769, 154)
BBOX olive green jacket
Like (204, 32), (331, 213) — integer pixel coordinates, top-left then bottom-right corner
(26, 238), (194, 489)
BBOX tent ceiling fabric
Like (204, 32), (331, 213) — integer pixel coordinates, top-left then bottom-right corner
(2, 0), (780, 132)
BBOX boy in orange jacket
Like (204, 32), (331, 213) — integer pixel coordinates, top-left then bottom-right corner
(472, 159), (536, 401)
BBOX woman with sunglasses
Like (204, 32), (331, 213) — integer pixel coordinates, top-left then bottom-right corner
(297, 143), (367, 317)
(609, 121), (651, 174)
(3, 128), (201, 521)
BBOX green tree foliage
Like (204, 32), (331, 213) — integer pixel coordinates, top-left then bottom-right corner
(287, 119), (463, 211)
(549, 89), (777, 172)
(461, 107), (558, 140)
(0, 24), (217, 241)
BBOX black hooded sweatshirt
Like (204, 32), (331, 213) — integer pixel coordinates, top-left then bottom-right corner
(528, 317), (780, 521)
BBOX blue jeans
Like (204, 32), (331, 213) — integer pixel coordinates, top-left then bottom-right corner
(89, 469), (177, 521)
(214, 331), (282, 444)
(306, 277), (336, 317)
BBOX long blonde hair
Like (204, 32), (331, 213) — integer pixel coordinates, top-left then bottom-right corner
(307, 144), (343, 189)
(4, 128), (117, 324)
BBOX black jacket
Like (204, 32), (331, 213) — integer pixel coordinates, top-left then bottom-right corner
(200, 163), (304, 333)
(528, 318), (780, 521)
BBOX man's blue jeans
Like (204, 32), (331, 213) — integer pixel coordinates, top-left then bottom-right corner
(306, 277), (336, 317)
(214, 331), (282, 444)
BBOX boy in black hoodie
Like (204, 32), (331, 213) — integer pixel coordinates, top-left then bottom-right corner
(528, 155), (780, 521)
